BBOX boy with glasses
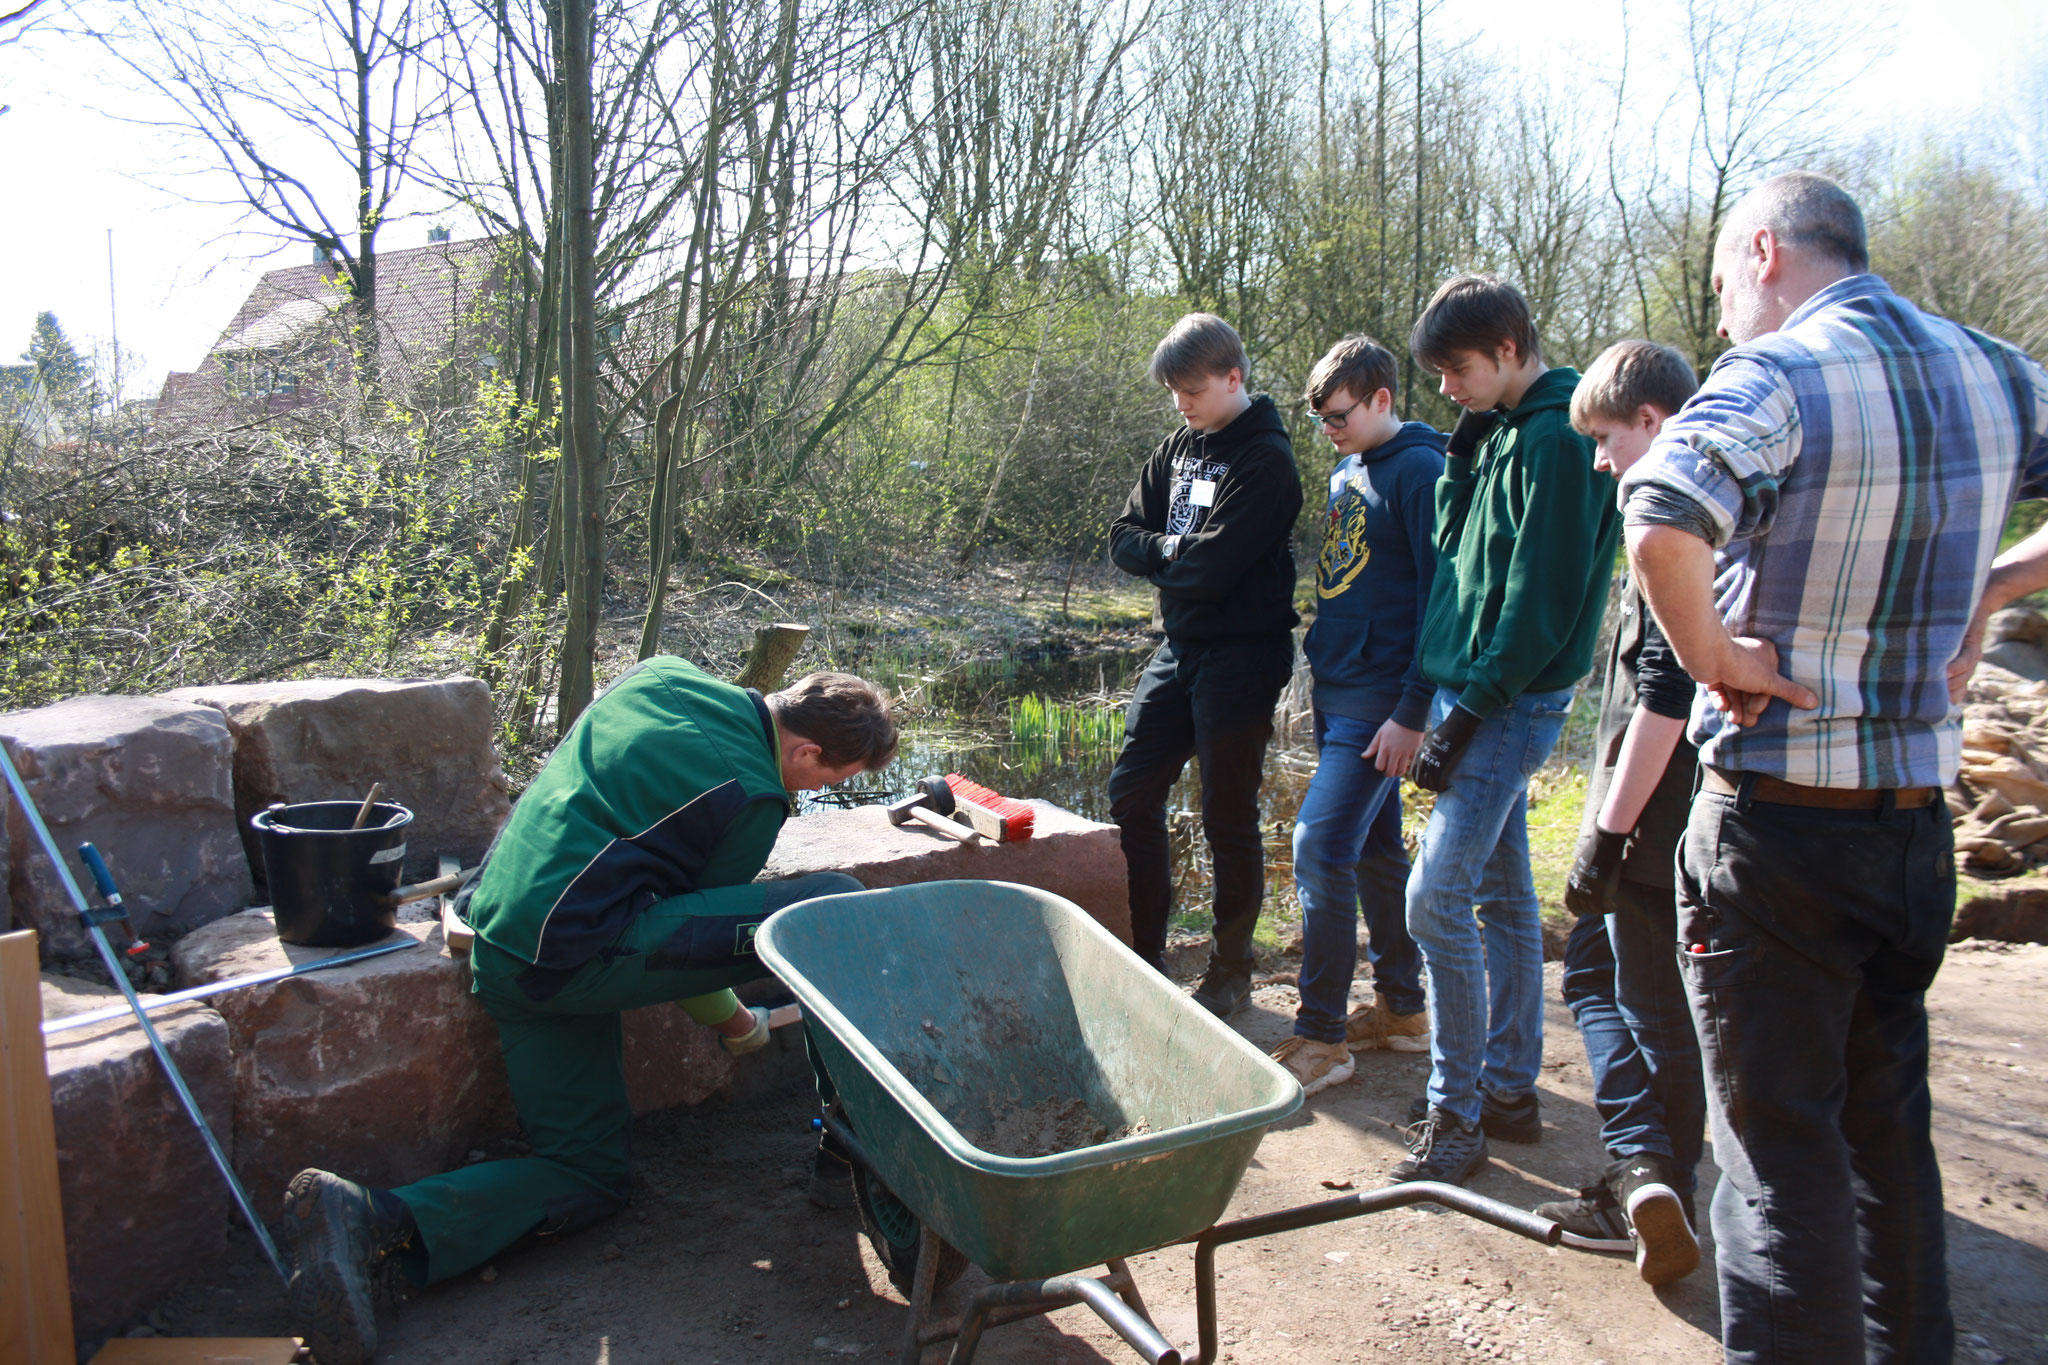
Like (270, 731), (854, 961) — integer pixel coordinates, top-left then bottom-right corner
(1268, 335), (1442, 1093)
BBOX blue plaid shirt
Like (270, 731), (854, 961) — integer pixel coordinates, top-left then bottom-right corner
(1619, 275), (2048, 788)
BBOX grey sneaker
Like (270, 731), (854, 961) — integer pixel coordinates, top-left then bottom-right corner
(1532, 1175), (1634, 1251)
(1388, 1106), (1489, 1185)
(1609, 1154), (1699, 1286)
(1191, 968), (1252, 1018)
(282, 1169), (416, 1365)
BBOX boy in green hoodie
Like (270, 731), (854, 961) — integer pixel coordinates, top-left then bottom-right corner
(1389, 275), (1620, 1185)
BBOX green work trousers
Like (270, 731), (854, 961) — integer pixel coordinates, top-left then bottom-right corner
(390, 871), (860, 1284)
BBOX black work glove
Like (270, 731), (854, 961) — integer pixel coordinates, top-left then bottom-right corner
(1446, 408), (1501, 459)
(1564, 827), (1630, 917)
(1411, 705), (1482, 793)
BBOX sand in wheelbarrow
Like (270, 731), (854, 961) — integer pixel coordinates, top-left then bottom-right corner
(969, 1095), (1152, 1158)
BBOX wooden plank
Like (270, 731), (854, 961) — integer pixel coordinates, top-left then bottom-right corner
(438, 854), (473, 955)
(0, 928), (75, 1364)
(87, 1339), (301, 1365)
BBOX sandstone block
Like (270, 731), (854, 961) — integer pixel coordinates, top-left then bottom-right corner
(44, 999), (233, 1349)
(166, 677), (511, 883)
(171, 910), (514, 1200)
(760, 801), (1129, 943)
(623, 1004), (738, 1114)
(1954, 884), (2048, 945)
(1, 696), (252, 961)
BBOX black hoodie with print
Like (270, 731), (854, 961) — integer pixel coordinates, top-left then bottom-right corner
(1108, 393), (1303, 641)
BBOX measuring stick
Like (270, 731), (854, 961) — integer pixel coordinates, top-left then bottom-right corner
(42, 937), (420, 1036)
(0, 742), (288, 1284)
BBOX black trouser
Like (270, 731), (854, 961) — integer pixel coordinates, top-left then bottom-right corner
(1107, 634), (1293, 973)
(1678, 781), (1954, 1365)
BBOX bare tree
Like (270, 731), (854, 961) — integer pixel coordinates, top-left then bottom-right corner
(1607, 0), (1877, 367)
(91, 0), (451, 349)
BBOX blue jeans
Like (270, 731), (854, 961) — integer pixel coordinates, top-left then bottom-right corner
(1292, 707), (1424, 1043)
(1559, 890), (1706, 1195)
(1679, 782), (1953, 1365)
(1404, 685), (1573, 1126)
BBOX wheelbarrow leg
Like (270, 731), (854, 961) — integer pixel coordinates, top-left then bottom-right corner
(1105, 1256), (1153, 1321)
(902, 1224), (943, 1363)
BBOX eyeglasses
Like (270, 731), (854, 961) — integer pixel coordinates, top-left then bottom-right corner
(1311, 399), (1363, 428)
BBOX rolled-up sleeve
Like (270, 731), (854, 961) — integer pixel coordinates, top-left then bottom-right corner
(1617, 356), (1802, 548)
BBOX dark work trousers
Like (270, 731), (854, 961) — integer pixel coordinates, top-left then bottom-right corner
(392, 870), (863, 1285)
(1107, 634), (1293, 974)
(1678, 781), (1955, 1365)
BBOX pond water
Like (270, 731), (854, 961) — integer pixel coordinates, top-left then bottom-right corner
(805, 641), (1320, 920)
(802, 634), (1599, 929)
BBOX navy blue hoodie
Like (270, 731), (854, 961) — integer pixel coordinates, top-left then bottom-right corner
(1303, 420), (1445, 730)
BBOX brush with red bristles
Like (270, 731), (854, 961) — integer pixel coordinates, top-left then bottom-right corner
(940, 772), (1036, 842)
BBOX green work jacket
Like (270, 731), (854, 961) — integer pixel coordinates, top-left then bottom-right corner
(464, 656), (792, 999)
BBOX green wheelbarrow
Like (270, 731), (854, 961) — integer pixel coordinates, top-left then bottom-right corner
(759, 879), (1300, 1361)
(759, 879), (1590, 1364)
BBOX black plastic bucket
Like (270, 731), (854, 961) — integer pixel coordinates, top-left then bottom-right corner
(252, 800), (414, 946)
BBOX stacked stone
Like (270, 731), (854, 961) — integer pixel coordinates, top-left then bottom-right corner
(1953, 611), (2048, 877)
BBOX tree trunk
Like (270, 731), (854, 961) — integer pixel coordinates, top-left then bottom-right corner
(554, 0), (604, 736)
(732, 623), (811, 691)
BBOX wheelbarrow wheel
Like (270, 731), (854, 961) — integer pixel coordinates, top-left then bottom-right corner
(851, 1162), (967, 1295)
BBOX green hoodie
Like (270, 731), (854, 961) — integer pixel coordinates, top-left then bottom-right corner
(1418, 367), (1619, 718)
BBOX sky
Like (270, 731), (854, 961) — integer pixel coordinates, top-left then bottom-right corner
(0, 0), (2042, 403)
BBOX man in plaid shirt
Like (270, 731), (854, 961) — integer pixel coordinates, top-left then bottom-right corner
(1622, 171), (2048, 1364)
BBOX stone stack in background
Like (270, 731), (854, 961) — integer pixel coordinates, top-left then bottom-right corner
(1952, 612), (2048, 880)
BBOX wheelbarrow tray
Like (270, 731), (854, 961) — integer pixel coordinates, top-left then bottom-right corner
(756, 880), (1301, 1281)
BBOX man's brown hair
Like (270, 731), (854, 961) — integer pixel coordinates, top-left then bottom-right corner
(767, 673), (898, 769)
(1149, 312), (1251, 389)
(1304, 335), (1398, 409)
(1410, 273), (1542, 373)
(1569, 340), (1699, 434)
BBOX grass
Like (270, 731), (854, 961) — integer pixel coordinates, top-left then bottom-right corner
(1527, 764), (1589, 943)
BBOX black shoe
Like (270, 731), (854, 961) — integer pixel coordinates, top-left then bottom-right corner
(1479, 1088), (1541, 1144)
(1608, 1154), (1699, 1286)
(1532, 1175), (1634, 1251)
(808, 1145), (857, 1211)
(1388, 1106), (1489, 1185)
(1404, 1089), (1539, 1142)
(282, 1169), (416, 1365)
(1191, 968), (1252, 1018)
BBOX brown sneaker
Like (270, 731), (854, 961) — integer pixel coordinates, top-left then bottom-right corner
(1345, 992), (1430, 1053)
(1270, 1036), (1356, 1096)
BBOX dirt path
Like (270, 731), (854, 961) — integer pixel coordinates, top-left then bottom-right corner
(148, 942), (2048, 1364)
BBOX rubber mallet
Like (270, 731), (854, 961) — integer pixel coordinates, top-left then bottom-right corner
(886, 775), (983, 843)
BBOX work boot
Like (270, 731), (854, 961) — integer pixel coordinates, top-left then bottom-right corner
(1388, 1106), (1488, 1185)
(1269, 1036), (1356, 1096)
(1344, 992), (1430, 1053)
(1608, 1154), (1699, 1286)
(1479, 1088), (1542, 1143)
(282, 1169), (416, 1365)
(1190, 966), (1252, 1019)
(808, 1143), (857, 1211)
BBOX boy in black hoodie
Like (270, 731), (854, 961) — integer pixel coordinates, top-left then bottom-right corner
(1269, 335), (1442, 1094)
(1108, 313), (1303, 1016)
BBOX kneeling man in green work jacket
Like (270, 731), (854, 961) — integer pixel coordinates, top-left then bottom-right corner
(279, 658), (898, 1365)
